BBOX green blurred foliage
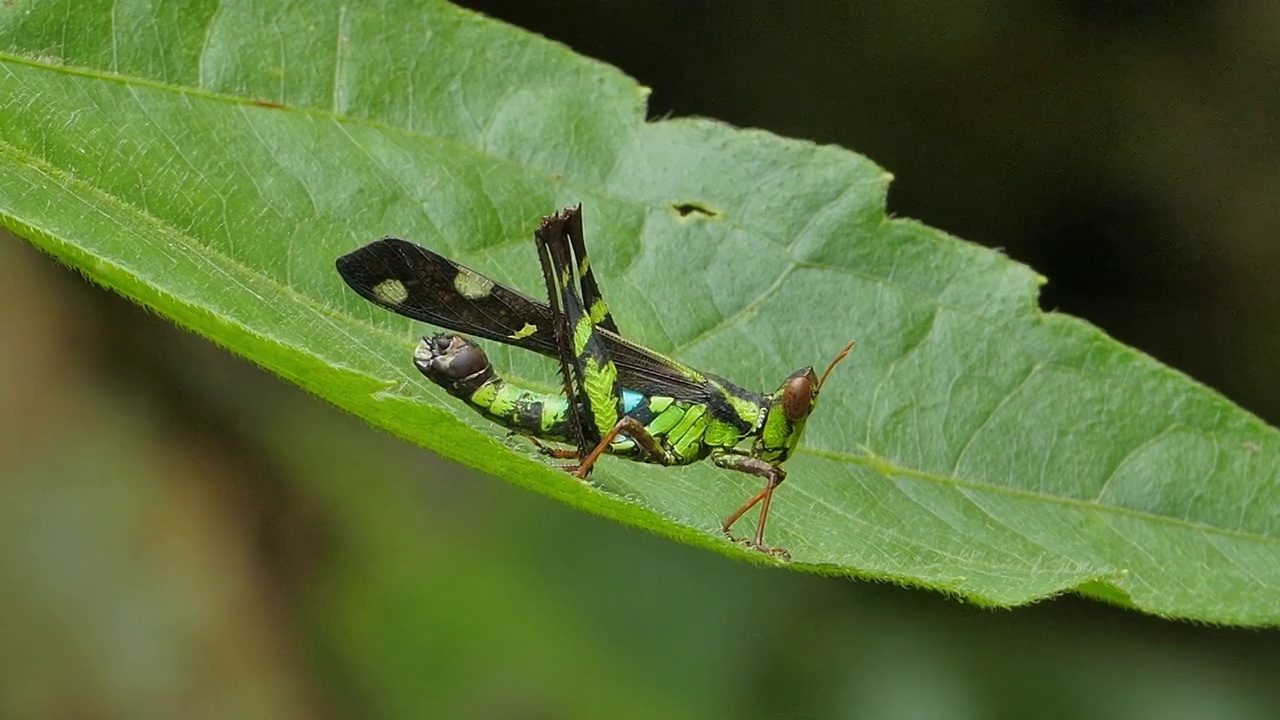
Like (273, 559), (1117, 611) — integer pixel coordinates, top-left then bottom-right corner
(2, 2), (1279, 719)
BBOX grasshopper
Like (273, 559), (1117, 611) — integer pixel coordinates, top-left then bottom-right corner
(336, 206), (852, 557)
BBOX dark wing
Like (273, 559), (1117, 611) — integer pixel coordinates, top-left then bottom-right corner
(336, 238), (560, 355)
(335, 238), (712, 401)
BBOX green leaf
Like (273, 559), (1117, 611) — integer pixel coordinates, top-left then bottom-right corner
(1, 0), (1276, 625)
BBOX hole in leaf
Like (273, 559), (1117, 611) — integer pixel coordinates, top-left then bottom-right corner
(672, 202), (718, 218)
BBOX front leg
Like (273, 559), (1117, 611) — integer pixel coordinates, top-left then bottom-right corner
(713, 452), (790, 559)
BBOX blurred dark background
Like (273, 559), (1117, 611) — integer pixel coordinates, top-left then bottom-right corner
(3, 2), (1277, 718)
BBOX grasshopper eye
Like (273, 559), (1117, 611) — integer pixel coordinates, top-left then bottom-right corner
(781, 372), (816, 422)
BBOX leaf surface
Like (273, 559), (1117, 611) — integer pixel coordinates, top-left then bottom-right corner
(1, 0), (1277, 623)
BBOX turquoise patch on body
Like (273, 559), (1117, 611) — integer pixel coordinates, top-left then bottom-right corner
(622, 389), (644, 413)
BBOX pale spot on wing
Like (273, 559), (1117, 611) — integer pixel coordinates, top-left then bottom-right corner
(373, 278), (408, 305)
(510, 322), (538, 340)
(453, 267), (495, 299)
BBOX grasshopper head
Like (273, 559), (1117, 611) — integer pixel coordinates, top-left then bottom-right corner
(779, 367), (821, 424)
(759, 342), (855, 460)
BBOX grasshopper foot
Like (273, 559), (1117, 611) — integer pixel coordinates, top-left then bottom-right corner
(722, 527), (791, 561)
